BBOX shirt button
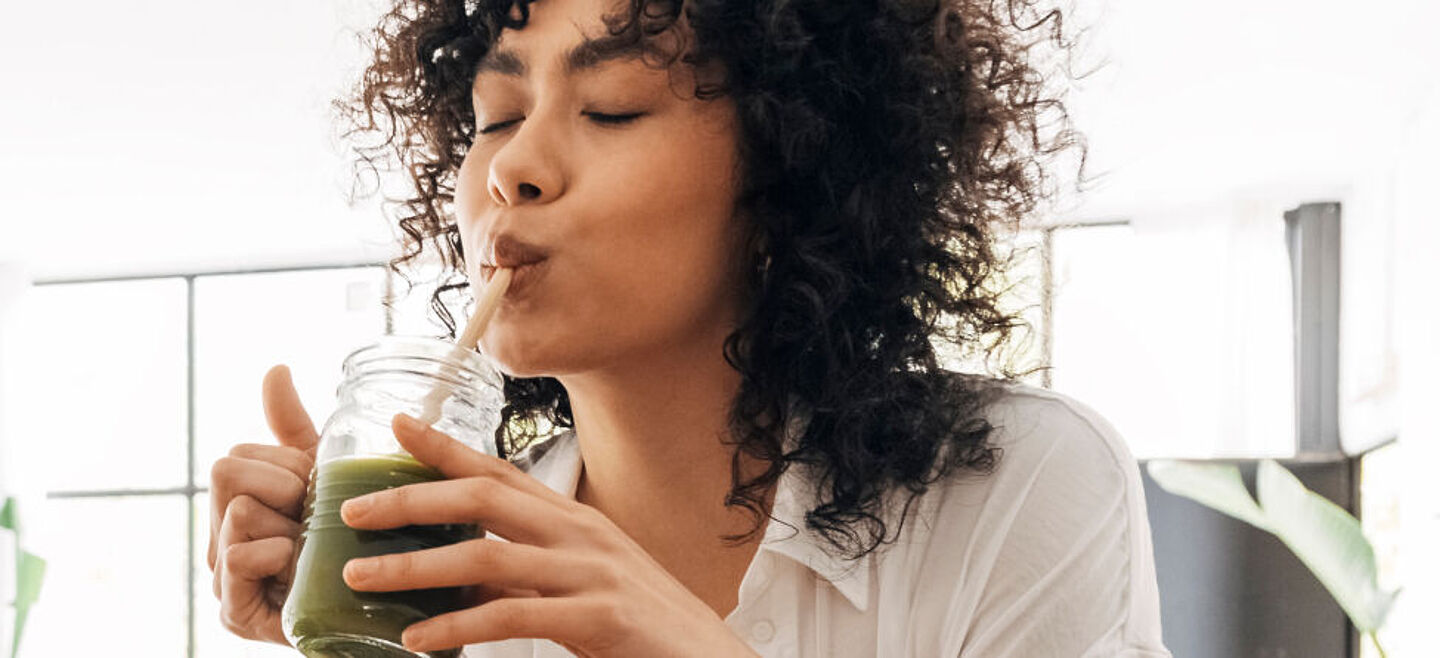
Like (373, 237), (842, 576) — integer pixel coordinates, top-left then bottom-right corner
(750, 619), (776, 643)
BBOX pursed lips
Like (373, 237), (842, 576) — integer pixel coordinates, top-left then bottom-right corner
(478, 236), (553, 303)
(481, 234), (551, 285)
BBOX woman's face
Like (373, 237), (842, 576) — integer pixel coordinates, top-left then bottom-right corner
(454, 0), (747, 379)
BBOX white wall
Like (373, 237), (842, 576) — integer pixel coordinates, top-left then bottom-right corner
(0, 261), (31, 655)
(1376, 81), (1440, 658)
(0, 261), (30, 498)
(0, 0), (396, 281)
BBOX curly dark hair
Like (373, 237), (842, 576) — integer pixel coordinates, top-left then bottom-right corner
(346, 0), (1085, 561)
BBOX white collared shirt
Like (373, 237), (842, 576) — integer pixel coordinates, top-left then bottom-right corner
(463, 385), (1172, 657)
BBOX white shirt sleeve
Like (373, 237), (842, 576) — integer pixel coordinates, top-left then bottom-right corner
(940, 393), (1172, 658)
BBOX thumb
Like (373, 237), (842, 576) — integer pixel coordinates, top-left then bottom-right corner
(262, 364), (319, 456)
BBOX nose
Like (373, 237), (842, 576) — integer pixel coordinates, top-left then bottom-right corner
(486, 118), (565, 207)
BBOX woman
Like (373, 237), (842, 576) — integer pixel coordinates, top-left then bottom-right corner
(208, 0), (1172, 655)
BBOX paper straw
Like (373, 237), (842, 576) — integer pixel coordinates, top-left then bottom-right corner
(417, 267), (514, 426)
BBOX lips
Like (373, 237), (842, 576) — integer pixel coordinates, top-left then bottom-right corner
(484, 234), (550, 270)
(479, 234), (551, 298)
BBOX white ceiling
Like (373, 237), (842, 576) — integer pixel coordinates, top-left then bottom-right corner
(1058, 0), (1440, 225)
(2, 0), (1436, 280)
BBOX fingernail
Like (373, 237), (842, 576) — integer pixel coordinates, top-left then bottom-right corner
(346, 558), (376, 582)
(342, 496), (371, 520)
(396, 413), (423, 433)
(402, 626), (426, 650)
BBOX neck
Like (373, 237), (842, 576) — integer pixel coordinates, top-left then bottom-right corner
(557, 328), (771, 552)
(555, 323), (780, 619)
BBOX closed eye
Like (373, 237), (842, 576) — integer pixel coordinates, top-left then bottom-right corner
(477, 112), (645, 135)
(585, 111), (644, 126)
(478, 119), (520, 135)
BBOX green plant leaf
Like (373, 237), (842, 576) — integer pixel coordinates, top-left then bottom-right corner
(1256, 459), (1396, 632)
(0, 498), (16, 534)
(1146, 460), (1271, 531)
(1145, 459), (1400, 635)
(12, 551), (45, 657)
(2, 497), (46, 658)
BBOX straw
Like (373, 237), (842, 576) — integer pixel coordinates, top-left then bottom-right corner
(417, 267), (514, 426)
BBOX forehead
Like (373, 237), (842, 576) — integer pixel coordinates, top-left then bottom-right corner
(478, 31), (648, 79)
(478, 0), (689, 80)
(485, 0), (625, 64)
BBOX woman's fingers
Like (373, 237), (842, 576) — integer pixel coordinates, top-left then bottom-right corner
(205, 365), (319, 648)
(214, 494), (301, 597)
(226, 443), (313, 484)
(473, 583), (543, 605)
(391, 415), (574, 506)
(340, 477), (570, 547)
(262, 364), (319, 455)
(343, 538), (593, 595)
(401, 597), (606, 654)
(207, 366), (317, 576)
(208, 455), (307, 571)
(220, 495), (302, 545)
(219, 536), (295, 646)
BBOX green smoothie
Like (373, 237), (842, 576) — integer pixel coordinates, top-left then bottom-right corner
(283, 452), (479, 658)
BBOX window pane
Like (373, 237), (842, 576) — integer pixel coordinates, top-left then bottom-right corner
(192, 494), (302, 658)
(4, 279), (187, 492)
(194, 268), (385, 485)
(21, 496), (187, 656)
(1050, 222), (1294, 459)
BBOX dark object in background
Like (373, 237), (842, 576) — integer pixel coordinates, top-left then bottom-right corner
(1143, 459), (1358, 658)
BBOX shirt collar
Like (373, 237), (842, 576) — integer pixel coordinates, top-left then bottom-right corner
(759, 461), (873, 611)
(515, 430), (872, 612)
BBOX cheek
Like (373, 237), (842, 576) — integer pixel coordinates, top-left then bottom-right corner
(586, 130), (745, 323)
(454, 146), (495, 266)
(583, 222), (744, 353)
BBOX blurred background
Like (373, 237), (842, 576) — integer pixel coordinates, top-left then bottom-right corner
(1, 0), (1437, 656)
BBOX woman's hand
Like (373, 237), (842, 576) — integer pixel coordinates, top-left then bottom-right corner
(207, 364), (318, 645)
(338, 413), (760, 658)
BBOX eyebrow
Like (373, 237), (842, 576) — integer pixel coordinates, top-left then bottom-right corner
(474, 35), (648, 79)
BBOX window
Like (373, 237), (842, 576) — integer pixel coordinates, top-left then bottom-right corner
(1046, 215), (1296, 459)
(4, 279), (188, 494)
(3, 266), (386, 657)
(29, 496), (190, 655)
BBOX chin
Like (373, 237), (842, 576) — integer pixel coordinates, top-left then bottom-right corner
(480, 329), (563, 379)
(482, 346), (545, 379)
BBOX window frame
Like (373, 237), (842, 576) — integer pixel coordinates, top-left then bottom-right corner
(32, 260), (390, 658)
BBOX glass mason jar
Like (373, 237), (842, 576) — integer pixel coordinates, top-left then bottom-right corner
(281, 335), (506, 657)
